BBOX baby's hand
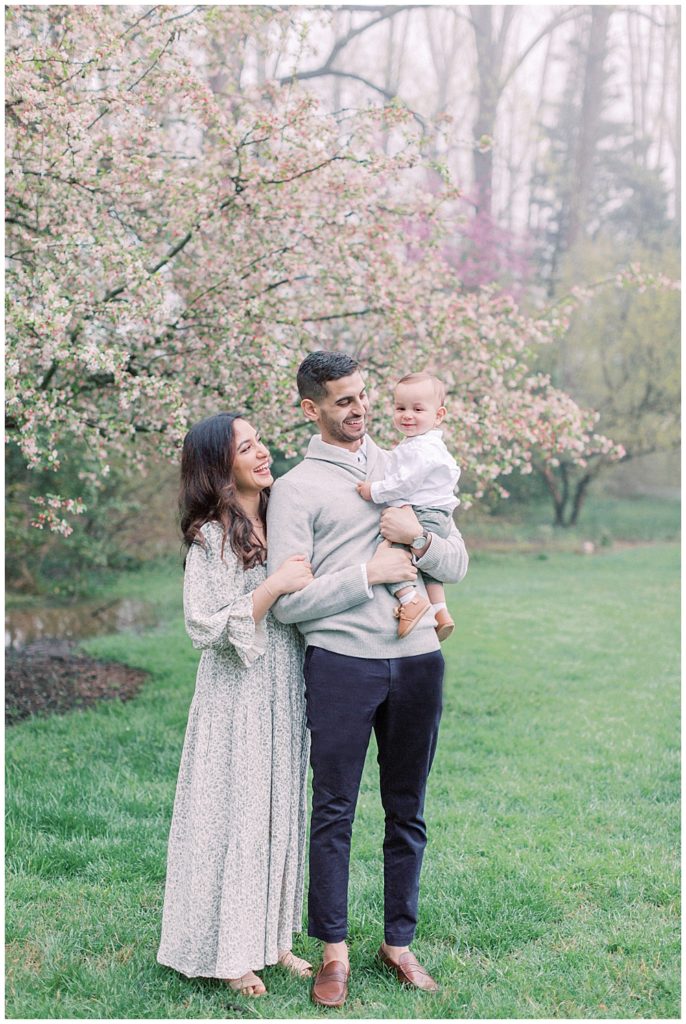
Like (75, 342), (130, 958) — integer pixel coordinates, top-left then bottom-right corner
(356, 481), (373, 501)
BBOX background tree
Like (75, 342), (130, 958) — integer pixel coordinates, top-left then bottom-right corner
(530, 242), (680, 527)
(529, 5), (679, 286)
(5, 5), (679, 594)
(518, 6), (680, 522)
(6, 7), (623, 522)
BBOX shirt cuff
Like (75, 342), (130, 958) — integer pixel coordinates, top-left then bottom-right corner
(370, 480), (384, 504)
(360, 563), (374, 598)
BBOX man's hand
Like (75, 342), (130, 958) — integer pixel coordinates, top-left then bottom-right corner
(380, 505), (421, 545)
(366, 539), (417, 586)
(356, 481), (373, 501)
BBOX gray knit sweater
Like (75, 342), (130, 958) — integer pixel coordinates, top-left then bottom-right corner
(267, 434), (469, 659)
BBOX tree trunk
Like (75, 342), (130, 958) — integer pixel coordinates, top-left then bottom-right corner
(540, 463), (567, 526)
(539, 458), (609, 527)
(470, 5), (499, 216)
(568, 472), (593, 526)
(674, 7), (681, 227)
(627, 9), (641, 165)
(424, 7), (462, 161)
(527, 30), (555, 237)
(566, 6), (612, 249)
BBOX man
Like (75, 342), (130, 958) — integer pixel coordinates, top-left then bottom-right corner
(267, 351), (468, 1007)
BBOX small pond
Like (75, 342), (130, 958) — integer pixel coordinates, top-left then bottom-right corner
(5, 598), (159, 652)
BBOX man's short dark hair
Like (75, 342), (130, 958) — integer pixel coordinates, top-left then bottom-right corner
(297, 350), (360, 402)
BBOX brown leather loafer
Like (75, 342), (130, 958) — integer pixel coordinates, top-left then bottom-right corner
(377, 945), (440, 992)
(311, 959), (351, 1007)
(394, 595), (432, 638)
(434, 607), (455, 642)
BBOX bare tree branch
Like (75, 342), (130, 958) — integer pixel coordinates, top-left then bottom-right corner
(127, 31), (175, 93)
(301, 308), (379, 322)
(146, 230), (193, 276)
(614, 6), (671, 29)
(261, 152), (361, 185)
(500, 6), (588, 91)
(279, 6), (412, 99)
(119, 6), (161, 40)
(281, 64), (396, 102)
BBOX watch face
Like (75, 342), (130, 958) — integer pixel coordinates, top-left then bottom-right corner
(414, 534), (428, 549)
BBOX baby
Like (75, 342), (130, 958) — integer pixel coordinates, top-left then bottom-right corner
(357, 371), (460, 641)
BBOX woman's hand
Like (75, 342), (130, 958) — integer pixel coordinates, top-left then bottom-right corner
(269, 554), (314, 595)
(366, 539), (417, 586)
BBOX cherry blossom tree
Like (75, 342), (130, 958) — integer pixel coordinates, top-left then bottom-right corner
(6, 5), (634, 535)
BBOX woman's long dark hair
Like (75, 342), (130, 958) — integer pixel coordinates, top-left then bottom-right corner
(179, 412), (268, 568)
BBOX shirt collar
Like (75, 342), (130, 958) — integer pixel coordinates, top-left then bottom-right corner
(400, 428), (443, 443)
(317, 434), (368, 464)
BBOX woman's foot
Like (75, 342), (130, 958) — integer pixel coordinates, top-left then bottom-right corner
(226, 970), (266, 996)
(277, 949), (313, 977)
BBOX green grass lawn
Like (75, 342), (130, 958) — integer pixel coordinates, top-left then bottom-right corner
(6, 543), (680, 1018)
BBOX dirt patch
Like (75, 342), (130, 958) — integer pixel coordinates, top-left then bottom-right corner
(5, 938), (43, 974)
(5, 640), (148, 726)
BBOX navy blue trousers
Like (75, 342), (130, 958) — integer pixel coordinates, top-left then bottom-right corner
(303, 645), (444, 946)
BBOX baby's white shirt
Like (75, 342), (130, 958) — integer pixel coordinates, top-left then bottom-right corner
(370, 429), (460, 511)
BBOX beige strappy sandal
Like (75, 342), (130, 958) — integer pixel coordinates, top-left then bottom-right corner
(277, 949), (313, 977)
(226, 970), (267, 996)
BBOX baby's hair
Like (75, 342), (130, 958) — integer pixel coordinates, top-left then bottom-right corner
(396, 371), (446, 405)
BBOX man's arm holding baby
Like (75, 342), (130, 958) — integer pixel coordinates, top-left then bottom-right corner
(380, 505), (469, 584)
(267, 478), (417, 624)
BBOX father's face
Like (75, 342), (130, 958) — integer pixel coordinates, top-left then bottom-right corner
(302, 371), (370, 449)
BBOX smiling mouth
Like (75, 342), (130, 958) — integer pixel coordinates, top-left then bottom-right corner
(254, 463), (271, 474)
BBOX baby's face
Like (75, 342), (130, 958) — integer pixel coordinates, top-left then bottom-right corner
(393, 380), (445, 437)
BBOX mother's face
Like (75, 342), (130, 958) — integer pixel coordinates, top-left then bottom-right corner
(231, 419), (273, 494)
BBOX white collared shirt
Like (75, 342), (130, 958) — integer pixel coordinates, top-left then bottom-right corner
(370, 429), (460, 512)
(317, 435), (368, 467)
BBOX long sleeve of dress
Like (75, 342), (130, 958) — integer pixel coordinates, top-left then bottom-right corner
(183, 523), (267, 667)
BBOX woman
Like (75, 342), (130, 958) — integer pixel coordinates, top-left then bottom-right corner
(157, 412), (313, 996)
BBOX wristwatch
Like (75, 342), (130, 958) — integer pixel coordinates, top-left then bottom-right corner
(412, 530), (430, 552)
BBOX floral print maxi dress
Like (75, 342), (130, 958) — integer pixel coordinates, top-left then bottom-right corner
(157, 522), (309, 979)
